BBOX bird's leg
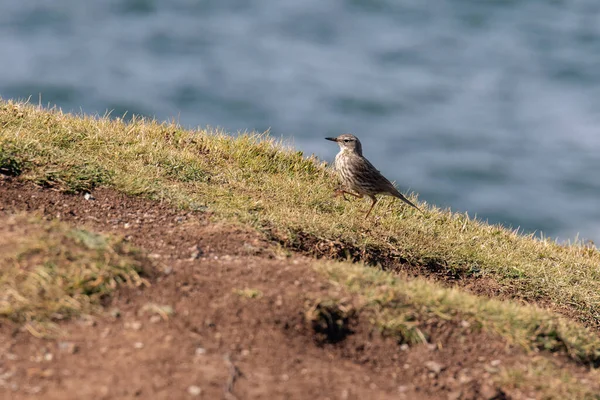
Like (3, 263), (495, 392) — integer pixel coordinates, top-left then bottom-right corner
(334, 189), (362, 201)
(365, 195), (378, 219)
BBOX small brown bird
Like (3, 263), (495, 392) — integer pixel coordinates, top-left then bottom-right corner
(326, 134), (421, 218)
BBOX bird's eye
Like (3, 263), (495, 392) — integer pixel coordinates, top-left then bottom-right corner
(344, 139), (350, 142)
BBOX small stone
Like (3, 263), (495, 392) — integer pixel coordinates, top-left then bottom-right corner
(460, 320), (470, 328)
(484, 365), (499, 374)
(57, 342), (78, 354)
(134, 342), (144, 349)
(398, 385), (408, 393)
(41, 369), (55, 378)
(240, 349), (250, 357)
(44, 353), (53, 362)
(490, 359), (501, 367)
(163, 266), (173, 275)
(300, 368), (308, 375)
(448, 390), (462, 400)
(187, 385), (202, 396)
(195, 347), (206, 356)
(479, 384), (498, 399)
(189, 245), (203, 259)
(130, 321), (143, 331)
(399, 344), (409, 351)
(281, 374), (289, 381)
(425, 361), (443, 375)
(25, 385), (42, 394)
(458, 371), (472, 384)
(83, 193), (95, 201)
(150, 315), (161, 324)
(124, 223), (131, 229)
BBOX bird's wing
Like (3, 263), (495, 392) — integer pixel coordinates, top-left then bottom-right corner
(362, 157), (421, 211)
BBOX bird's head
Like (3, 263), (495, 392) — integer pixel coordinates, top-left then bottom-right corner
(325, 134), (363, 156)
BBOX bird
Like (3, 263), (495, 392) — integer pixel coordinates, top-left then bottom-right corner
(325, 134), (421, 218)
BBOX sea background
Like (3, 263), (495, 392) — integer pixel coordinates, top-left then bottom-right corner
(2, 0), (600, 243)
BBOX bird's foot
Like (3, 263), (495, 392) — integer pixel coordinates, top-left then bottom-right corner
(333, 189), (349, 201)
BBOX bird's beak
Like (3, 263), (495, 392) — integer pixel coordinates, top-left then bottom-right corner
(325, 137), (338, 142)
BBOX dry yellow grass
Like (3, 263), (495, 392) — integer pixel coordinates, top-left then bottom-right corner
(0, 213), (147, 336)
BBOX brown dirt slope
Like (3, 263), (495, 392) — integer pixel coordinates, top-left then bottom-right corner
(0, 178), (597, 400)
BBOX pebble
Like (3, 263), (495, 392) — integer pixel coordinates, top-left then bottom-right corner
(134, 342), (144, 349)
(425, 361), (443, 375)
(187, 385), (202, 396)
(129, 321), (143, 331)
(479, 384), (498, 399)
(448, 390), (462, 400)
(195, 347), (206, 356)
(57, 342), (78, 354)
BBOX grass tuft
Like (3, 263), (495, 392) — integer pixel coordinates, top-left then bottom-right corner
(0, 214), (148, 335)
(315, 262), (600, 365)
(0, 141), (27, 176)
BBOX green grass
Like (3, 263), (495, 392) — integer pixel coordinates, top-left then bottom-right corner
(498, 357), (600, 399)
(0, 213), (148, 336)
(315, 261), (600, 364)
(2, 99), (600, 328)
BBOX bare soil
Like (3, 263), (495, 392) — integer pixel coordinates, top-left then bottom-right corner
(0, 178), (589, 399)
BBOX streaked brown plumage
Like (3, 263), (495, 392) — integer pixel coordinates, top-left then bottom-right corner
(325, 134), (421, 218)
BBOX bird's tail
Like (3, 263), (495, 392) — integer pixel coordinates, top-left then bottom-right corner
(393, 191), (422, 213)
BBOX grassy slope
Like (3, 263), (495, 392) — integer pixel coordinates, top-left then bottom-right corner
(2, 99), (600, 395)
(2, 100), (600, 325)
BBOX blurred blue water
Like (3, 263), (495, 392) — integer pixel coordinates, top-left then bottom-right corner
(2, 0), (600, 242)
